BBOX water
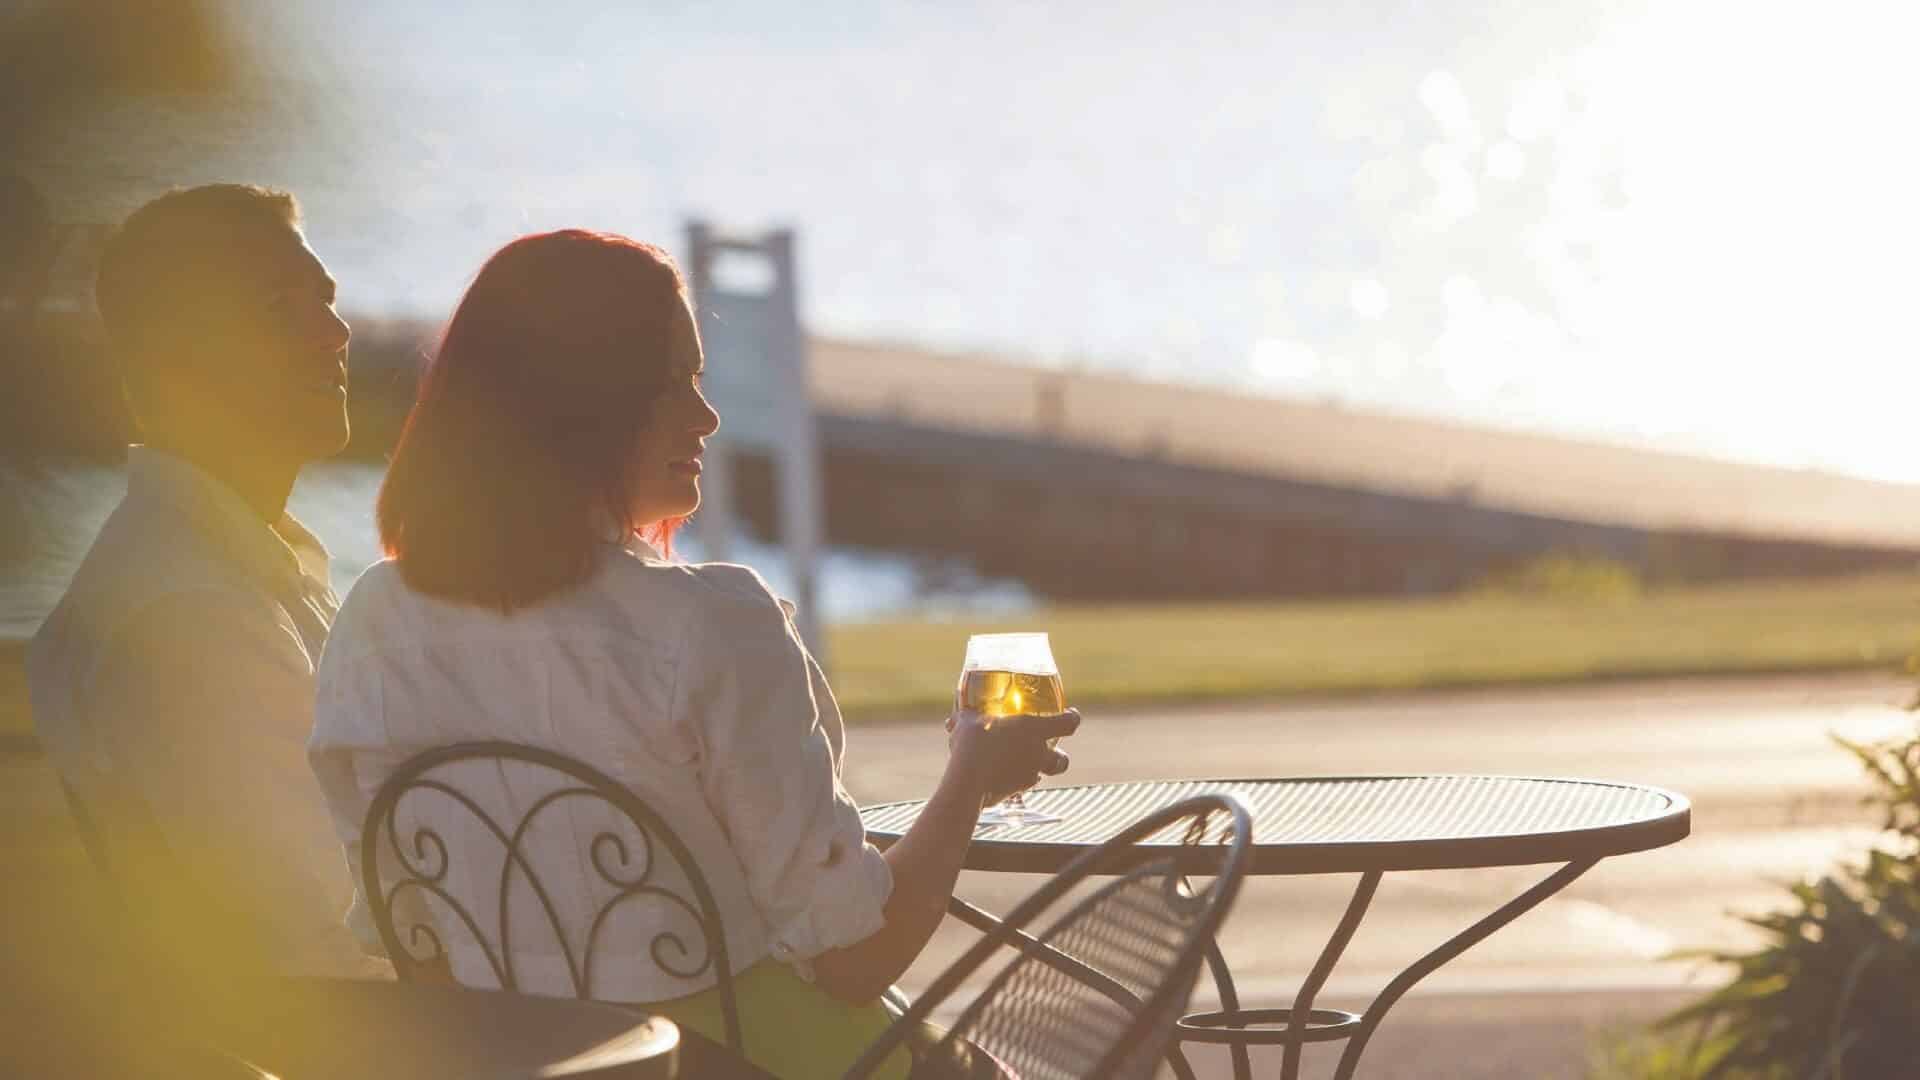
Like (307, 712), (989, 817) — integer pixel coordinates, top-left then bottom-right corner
(0, 460), (1032, 641)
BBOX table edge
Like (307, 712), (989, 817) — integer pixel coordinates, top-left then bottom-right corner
(860, 775), (1693, 875)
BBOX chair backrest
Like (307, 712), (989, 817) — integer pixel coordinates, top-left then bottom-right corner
(53, 774), (281, 1048)
(59, 777), (123, 905)
(55, 776), (218, 951)
(845, 793), (1253, 1080)
(359, 740), (742, 1050)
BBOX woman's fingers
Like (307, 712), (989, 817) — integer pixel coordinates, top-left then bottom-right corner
(950, 706), (1080, 800)
(952, 707), (1079, 739)
(1028, 707), (1080, 741)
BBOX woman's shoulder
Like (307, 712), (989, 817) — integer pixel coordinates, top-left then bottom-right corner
(321, 559), (418, 660)
(340, 556), (404, 594)
(333, 557), (429, 622)
(607, 553), (787, 614)
(601, 553), (796, 639)
(330, 558), (399, 621)
(682, 560), (789, 609)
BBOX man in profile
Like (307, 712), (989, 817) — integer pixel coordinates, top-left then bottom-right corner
(28, 184), (381, 981)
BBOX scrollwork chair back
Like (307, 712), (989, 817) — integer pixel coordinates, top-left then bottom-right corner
(360, 740), (742, 1050)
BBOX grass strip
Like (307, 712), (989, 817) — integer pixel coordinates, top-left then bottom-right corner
(6, 572), (1917, 739)
(825, 572), (1920, 720)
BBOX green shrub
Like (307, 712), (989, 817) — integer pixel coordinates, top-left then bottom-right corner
(1592, 728), (1920, 1079)
(1474, 553), (1644, 604)
(1587, 1026), (1749, 1080)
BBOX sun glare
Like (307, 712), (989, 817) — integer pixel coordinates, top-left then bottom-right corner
(1557, 0), (1920, 479)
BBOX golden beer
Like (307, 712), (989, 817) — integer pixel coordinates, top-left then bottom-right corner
(958, 632), (1069, 826)
(958, 669), (1067, 724)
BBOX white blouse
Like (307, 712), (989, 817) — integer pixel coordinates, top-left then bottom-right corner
(309, 539), (894, 1002)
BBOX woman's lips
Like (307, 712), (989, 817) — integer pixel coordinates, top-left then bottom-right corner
(669, 458), (703, 476)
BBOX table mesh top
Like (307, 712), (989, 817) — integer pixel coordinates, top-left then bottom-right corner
(861, 777), (1680, 851)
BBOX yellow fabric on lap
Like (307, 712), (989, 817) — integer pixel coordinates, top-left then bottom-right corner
(646, 960), (911, 1080)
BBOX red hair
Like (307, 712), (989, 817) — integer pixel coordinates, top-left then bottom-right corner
(378, 230), (687, 612)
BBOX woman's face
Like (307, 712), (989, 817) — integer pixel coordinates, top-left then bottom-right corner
(628, 295), (721, 527)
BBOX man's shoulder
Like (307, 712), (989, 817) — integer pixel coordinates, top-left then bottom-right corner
(30, 506), (307, 764)
(37, 498), (296, 672)
(58, 494), (239, 604)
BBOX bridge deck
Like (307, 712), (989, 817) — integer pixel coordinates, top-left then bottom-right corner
(811, 339), (1920, 550)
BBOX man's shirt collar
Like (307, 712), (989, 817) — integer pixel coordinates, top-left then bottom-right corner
(126, 446), (331, 594)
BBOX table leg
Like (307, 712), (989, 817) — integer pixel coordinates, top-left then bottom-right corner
(1176, 871), (1379, 1077)
(1330, 858), (1599, 1080)
(1199, 933), (1252, 1080)
(1282, 870), (1381, 1080)
(945, 896), (1201, 1080)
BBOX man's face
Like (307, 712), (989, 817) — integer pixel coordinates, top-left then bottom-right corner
(184, 222), (352, 463)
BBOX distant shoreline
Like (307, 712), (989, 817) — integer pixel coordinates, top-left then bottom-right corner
(7, 566), (1919, 749)
(4, 313), (423, 461)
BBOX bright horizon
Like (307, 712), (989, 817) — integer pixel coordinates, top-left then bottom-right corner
(31, 0), (1920, 484)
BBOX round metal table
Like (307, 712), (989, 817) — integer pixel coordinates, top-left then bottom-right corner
(215, 976), (681, 1079)
(862, 775), (1690, 1080)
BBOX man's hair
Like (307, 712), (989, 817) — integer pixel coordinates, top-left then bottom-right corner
(93, 183), (300, 345)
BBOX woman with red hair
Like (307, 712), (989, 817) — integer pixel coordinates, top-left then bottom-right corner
(309, 230), (1074, 1079)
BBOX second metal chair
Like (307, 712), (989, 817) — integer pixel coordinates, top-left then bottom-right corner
(358, 740), (744, 1052)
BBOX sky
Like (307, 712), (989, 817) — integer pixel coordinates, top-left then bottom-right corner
(31, 0), (1920, 483)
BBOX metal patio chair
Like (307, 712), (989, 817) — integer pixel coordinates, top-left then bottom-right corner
(58, 777), (123, 900)
(844, 793), (1253, 1080)
(359, 740), (745, 1052)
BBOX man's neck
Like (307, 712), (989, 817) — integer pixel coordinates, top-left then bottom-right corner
(146, 437), (301, 524)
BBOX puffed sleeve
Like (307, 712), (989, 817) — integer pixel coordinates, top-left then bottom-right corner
(677, 566), (893, 978)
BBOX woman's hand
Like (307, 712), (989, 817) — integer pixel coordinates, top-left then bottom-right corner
(947, 707), (1079, 807)
(813, 704), (1082, 1004)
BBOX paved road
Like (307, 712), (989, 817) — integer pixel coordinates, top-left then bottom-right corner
(844, 671), (1907, 1076)
(11, 671), (1901, 1077)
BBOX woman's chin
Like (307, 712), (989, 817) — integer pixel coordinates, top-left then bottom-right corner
(633, 491), (700, 526)
(677, 476), (701, 516)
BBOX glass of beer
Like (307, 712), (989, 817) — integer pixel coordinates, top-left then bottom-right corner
(958, 632), (1066, 827)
